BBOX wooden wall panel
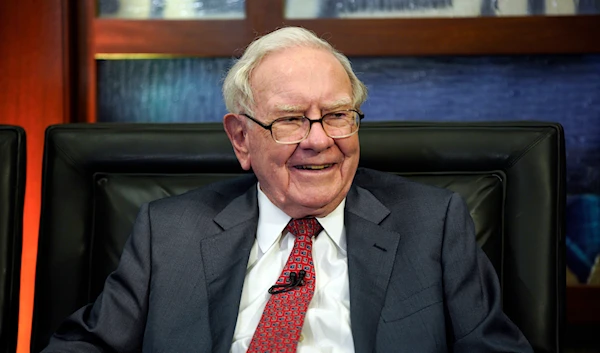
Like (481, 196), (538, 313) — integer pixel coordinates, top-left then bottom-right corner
(94, 15), (600, 56)
(0, 1), (70, 352)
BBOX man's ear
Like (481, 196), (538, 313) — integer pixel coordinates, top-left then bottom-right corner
(223, 113), (251, 170)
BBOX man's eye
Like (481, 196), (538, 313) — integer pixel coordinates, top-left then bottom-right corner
(279, 117), (304, 124)
(330, 111), (350, 119)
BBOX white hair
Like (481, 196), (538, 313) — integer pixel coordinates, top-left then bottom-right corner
(222, 27), (367, 116)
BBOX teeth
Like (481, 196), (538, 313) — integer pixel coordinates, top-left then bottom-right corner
(296, 164), (332, 170)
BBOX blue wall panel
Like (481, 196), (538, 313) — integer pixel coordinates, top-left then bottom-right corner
(98, 58), (230, 122)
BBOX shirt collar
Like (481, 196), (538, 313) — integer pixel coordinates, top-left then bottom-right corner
(256, 183), (347, 254)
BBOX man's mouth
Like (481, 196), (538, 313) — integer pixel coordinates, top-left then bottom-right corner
(294, 164), (333, 170)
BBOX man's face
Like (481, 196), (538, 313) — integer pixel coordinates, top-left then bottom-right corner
(226, 46), (360, 218)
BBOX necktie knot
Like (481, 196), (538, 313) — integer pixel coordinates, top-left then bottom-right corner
(285, 218), (323, 239)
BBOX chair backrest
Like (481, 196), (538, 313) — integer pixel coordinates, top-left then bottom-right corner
(0, 125), (26, 353)
(32, 122), (565, 353)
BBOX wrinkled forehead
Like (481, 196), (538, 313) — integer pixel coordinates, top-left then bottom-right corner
(249, 47), (353, 112)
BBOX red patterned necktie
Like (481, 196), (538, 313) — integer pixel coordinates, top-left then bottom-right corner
(247, 218), (323, 353)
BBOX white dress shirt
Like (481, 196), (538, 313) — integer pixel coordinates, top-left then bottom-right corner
(230, 185), (355, 353)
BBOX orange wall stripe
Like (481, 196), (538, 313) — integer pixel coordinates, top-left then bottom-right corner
(0, 1), (70, 352)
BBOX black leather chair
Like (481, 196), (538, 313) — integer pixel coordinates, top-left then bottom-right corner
(0, 125), (26, 353)
(31, 122), (565, 353)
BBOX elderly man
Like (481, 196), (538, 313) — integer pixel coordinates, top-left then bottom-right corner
(42, 27), (532, 352)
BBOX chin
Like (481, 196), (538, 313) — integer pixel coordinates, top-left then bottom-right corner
(296, 194), (340, 211)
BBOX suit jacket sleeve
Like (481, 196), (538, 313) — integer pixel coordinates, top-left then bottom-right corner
(41, 203), (152, 353)
(443, 193), (532, 352)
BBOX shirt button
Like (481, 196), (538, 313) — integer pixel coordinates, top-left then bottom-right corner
(299, 334), (305, 342)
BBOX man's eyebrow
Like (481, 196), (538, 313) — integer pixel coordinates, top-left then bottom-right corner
(322, 98), (353, 111)
(272, 98), (353, 115)
(273, 105), (305, 114)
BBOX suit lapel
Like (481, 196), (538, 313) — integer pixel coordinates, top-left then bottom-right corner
(200, 185), (258, 353)
(346, 185), (400, 353)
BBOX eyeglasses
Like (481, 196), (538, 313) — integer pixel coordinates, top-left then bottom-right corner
(240, 109), (364, 144)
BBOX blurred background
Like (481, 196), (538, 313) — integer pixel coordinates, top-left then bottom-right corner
(1, 0), (599, 352)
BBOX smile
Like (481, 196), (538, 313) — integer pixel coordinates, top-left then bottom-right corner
(294, 164), (334, 170)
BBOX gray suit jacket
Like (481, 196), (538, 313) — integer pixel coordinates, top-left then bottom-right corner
(44, 168), (532, 352)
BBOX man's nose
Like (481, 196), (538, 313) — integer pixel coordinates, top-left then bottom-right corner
(299, 120), (334, 151)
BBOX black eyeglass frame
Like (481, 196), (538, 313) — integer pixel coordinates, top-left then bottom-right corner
(240, 109), (365, 144)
